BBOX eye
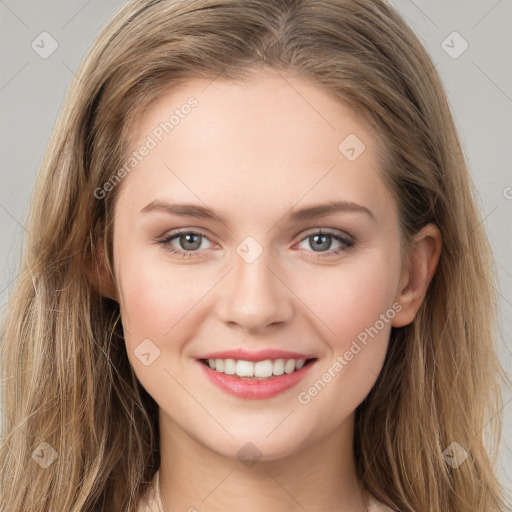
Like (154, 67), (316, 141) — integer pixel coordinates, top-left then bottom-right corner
(156, 227), (355, 259)
(157, 229), (214, 258)
(296, 228), (354, 258)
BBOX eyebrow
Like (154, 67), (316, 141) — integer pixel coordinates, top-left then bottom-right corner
(140, 199), (376, 223)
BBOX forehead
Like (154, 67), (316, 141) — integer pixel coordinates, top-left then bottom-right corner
(132, 69), (376, 156)
(117, 70), (394, 225)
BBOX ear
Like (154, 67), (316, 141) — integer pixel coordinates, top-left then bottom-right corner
(392, 223), (442, 327)
(86, 238), (119, 302)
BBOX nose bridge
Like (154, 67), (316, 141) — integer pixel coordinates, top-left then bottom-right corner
(216, 238), (294, 331)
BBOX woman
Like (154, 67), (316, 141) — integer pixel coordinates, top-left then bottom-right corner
(0, 0), (509, 511)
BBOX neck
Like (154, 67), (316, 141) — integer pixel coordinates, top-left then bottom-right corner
(157, 409), (369, 512)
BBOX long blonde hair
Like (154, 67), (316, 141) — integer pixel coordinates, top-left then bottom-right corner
(1, 0), (509, 510)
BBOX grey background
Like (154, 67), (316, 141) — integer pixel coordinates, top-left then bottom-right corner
(1, 0), (511, 495)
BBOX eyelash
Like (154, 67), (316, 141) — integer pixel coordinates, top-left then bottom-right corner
(157, 228), (355, 260)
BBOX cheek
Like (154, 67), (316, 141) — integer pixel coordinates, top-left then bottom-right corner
(293, 254), (400, 419)
(296, 252), (401, 351)
(114, 241), (208, 350)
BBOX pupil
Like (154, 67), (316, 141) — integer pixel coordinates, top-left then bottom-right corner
(311, 234), (331, 251)
(181, 233), (201, 250)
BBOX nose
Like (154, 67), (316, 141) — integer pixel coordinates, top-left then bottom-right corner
(215, 247), (294, 333)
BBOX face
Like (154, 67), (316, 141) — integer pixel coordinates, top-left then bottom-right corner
(111, 69), (406, 461)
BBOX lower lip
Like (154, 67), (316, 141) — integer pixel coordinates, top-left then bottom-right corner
(197, 360), (316, 399)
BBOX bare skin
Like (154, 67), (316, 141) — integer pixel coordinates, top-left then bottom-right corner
(103, 68), (441, 511)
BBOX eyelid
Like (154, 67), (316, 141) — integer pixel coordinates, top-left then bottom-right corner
(297, 226), (354, 244)
(160, 227), (212, 240)
(158, 227), (216, 246)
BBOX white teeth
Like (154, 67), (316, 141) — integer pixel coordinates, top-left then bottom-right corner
(284, 359), (296, 374)
(235, 360), (254, 377)
(223, 358), (236, 375)
(273, 359), (285, 376)
(205, 358), (310, 378)
(254, 360), (273, 378)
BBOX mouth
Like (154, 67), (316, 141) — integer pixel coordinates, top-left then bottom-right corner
(196, 356), (318, 399)
(199, 357), (317, 379)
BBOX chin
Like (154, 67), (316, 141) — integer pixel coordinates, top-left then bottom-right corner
(204, 430), (307, 464)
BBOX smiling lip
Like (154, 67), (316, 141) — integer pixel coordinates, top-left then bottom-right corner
(196, 348), (317, 400)
(198, 348), (316, 362)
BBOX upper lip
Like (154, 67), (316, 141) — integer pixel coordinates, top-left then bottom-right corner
(198, 348), (316, 363)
